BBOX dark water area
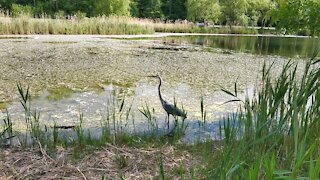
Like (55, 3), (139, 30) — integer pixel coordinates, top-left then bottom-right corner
(161, 35), (319, 58)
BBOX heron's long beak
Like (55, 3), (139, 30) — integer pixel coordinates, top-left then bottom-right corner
(147, 75), (158, 78)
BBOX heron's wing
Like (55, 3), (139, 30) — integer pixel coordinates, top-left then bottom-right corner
(163, 101), (186, 117)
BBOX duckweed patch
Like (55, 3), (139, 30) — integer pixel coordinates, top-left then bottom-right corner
(89, 83), (105, 93)
(0, 36), (31, 39)
(0, 102), (9, 110)
(43, 41), (78, 44)
(46, 86), (75, 101)
(103, 81), (135, 89)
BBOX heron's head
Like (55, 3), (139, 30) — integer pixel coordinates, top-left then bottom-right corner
(147, 75), (159, 78)
(147, 75), (162, 83)
(147, 75), (162, 80)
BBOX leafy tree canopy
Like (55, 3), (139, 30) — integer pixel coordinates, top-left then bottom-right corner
(0, 0), (320, 35)
(94, 0), (130, 16)
(187, 0), (221, 23)
(267, 0), (320, 36)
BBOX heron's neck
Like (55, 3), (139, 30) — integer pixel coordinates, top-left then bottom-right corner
(158, 77), (165, 104)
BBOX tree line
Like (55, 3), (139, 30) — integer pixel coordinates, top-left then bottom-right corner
(0, 0), (319, 35)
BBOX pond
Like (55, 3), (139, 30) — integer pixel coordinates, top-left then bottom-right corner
(124, 34), (319, 58)
(0, 34), (312, 142)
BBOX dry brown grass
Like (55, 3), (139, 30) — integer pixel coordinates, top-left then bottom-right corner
(0, 143), (204, 179)
(0, 15), (155, 35)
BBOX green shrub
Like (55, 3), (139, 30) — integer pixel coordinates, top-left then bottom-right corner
(11, 4), (33, 18)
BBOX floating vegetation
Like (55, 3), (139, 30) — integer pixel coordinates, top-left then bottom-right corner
(12, 40), (27, 43)
(89, 83), (105, 94)
(103, 80), (134, 89)
(0, 36), (31, 39)
(0, 101), (9, 110)
(46, 86), (74, 101)
(43, 41), (78, 44)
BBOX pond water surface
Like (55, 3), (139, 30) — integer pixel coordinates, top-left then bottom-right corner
(141, 35), (318, 58)
(0, 34), (314, 142)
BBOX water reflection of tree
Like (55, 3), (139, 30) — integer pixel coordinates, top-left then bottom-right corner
(163, 35), (316, 58)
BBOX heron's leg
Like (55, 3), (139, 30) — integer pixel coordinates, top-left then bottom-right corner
(167, 113), (170, 130)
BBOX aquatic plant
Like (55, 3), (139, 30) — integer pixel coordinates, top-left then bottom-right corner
(0, 110), (14, 146)
(214, 50), (320, 178)
(139, 102), (159, 134)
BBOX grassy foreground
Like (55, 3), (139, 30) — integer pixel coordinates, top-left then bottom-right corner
(1, 54), (320, 178)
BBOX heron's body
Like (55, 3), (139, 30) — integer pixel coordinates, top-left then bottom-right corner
(148, 75), (186, 130)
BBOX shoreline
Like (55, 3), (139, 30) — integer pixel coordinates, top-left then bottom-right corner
(0, 32), (313, 39)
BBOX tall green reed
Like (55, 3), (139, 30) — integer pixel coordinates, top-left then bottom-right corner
(16, 82), (58, 155)
(101, 91), (135, 145)
(215, 48), (320, 178)
(0, 110), (14, 146)
(170, 99), (188, 137)
(139, 103), (159, 134)
(75, 112), (85, 148)
(159, 152), (166, 180)
(199, 96), (207, 127)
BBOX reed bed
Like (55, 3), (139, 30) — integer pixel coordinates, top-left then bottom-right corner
(0, 15), (154, 35)
(0, 13), (260, 35)
(1, 83), (195, 178)
(213, 54), (320, 178)
(1, 49), (320, 178)
(152, 22), (258, 34)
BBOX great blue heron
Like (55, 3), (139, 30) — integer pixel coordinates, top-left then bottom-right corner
(147, 75), (187, 130)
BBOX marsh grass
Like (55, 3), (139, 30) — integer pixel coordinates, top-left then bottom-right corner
(2, 49), (320, 178)
(4, 82), (186, 162)
(0, 12), (261, 35)
(198, 96), (207, 127)
(159, 153), (166, 180)
(16, 83), (58, 155)
(139, 103), (159, 134)
(153, 23), (258, 34)
(0, 110), (14, 146)
(212, 51), (320, 178)
(0, 15), (154, 35)
(15, 86), (178, 149)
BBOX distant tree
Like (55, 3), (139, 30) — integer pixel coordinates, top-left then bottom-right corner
(77, 0), (95, 17)
(268, 0), (320, 36)
(129, 0), (139, 17)
(0, 0), (16, 10)
(161, 0), (187, 20)
(246, 0), (274, 26)
(220, 0), (248, 27)
(186, 0), (221, 23)
(94, 0), (130, 16)
(11, 3), (33, 17)
(271, 0), (306, 33)
(138, 0), (162, 18)
(305, 0), (320, 36)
